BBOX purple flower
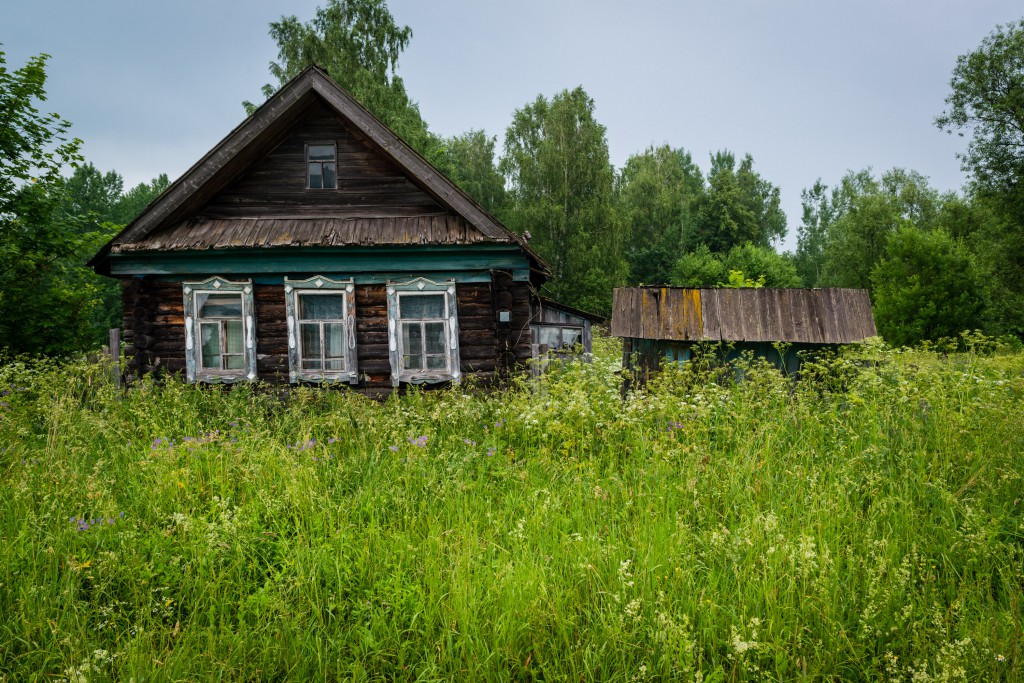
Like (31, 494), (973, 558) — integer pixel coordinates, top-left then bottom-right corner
(463, 438), (477, 447)
(487, 447), (497, 457)
(119, 512), (125, 519)
(389, 445), (399, 452)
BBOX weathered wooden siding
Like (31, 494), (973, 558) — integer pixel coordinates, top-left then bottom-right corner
(611, 287), (876, 344)
(119, 276), (532, 394)
(201, 100), (442, 220)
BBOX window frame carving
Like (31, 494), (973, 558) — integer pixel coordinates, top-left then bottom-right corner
(182, 277), (257, 383)
(284, 276), (358, 384)
(386, 278), (460, 387)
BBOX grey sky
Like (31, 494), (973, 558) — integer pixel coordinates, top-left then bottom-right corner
(5, 1), (1021, 251)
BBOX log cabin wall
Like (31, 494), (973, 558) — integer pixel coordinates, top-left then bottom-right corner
(119, 275), (533, 395)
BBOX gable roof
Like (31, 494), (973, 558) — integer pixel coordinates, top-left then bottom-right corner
(611, 287), (877, 344)
(91, 65), (547, 275)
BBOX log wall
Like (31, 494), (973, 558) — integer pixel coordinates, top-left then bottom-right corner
(120, 275), (533, 395)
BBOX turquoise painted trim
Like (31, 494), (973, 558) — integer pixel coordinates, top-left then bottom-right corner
(137, 270), (531, 284)
(109, 246), (531, 277)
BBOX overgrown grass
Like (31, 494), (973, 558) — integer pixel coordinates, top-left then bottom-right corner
(1, 337), (1021, 681)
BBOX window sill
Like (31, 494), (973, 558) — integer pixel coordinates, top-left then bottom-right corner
(398, 371), (460, 385)
(291, 371), (359, 385)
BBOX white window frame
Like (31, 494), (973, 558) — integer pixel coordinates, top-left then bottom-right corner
(386, 278), (460, 387)
(182, 277), (257, 383)
(284, 276), (358, 384)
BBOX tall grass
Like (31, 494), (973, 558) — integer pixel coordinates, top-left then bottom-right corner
(1, 337), (1021, 681)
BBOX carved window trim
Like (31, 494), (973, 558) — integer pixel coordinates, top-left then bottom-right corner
(386, 278), (460, 387)
(182, 277), (257, 383)
(284, 276), (358, 384)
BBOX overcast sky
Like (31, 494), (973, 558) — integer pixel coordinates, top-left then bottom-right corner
(5, 1), (1021, 250)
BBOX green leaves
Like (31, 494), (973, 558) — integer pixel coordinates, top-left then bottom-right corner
(500, 87), (625, 313)
(936, 19), (1024, 196)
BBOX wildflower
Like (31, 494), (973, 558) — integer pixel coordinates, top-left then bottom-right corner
(389, 445), (399, 452)
(463, 438), (477, 446)
(408, 435), (428, 447)
(996, 654), (1006, 662)
(487, 447), (496, 457)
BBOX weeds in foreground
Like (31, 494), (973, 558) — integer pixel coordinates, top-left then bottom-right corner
(0, 339), (1021, 681)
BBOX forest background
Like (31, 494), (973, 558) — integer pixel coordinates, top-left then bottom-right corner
(2, 0), (1024, 356)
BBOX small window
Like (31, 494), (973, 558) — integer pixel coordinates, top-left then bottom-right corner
(306, 143), (337, 189)
(285, 276), (358, 384)
(534, 325), (585, 352)
(183, 278), (256, 383)
(386, 278), (460, 386)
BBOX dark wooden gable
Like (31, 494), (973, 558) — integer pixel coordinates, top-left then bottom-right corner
(201, 99), (443, 219)
(91, 65), (548, 275)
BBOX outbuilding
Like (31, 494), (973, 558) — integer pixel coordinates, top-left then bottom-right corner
(610, 287), (877, 382)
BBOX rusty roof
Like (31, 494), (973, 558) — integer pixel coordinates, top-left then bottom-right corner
(610, 287), (877, 344)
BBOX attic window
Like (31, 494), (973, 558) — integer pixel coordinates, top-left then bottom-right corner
(306, 143), (337, 189)
(284, 276), (358, 384)
(386, 278), (460, 387)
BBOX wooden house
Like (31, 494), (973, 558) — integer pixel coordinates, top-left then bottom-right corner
(89, 65), (565, 396)
(610, 287), (877, 381)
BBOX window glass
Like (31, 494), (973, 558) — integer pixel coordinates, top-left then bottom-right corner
(299, 293), (345, 320)
(300, 322), (321, 361)
(198, 293), (242, 318)
(308, 163), (323, 190)
(200, 323), (220, 369)
(425, 322), (447, 355)
(325, 323), (345, 358)
(537, 326), (561, 348)
(224, 320), (244, 354)
(322, 163), (337, 189)
(307, 144), (335, 161)
(400, 294), (445, 319)
(561, 327), (583, 348)
(402, 322), (422, 370)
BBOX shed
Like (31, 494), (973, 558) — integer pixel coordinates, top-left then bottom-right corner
(530, 296), (604, 359)
(89, 65), (559, 396)
(610, 287), (877, 380)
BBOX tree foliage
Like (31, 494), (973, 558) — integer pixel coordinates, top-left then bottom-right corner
(871, 226), (986, 346)
(0, 50), (114, 355)
(692, 151), (786, 253)
(817, 168), (942, 291)
(670, 243), (801, 288)
(616, 145), (703, 284)
(500, 87), (625, 313)
(247, 0), (442, 161)
(936, 19), (1024, 198)
(440, 130), (506, 217)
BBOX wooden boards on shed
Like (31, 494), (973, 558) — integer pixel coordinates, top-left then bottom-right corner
(611, 287), (876, 344)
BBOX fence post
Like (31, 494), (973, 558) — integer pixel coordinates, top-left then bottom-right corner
(109, 328), (122, 388)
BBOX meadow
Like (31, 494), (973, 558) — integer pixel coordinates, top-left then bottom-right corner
(1, 336), (1021, 682)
